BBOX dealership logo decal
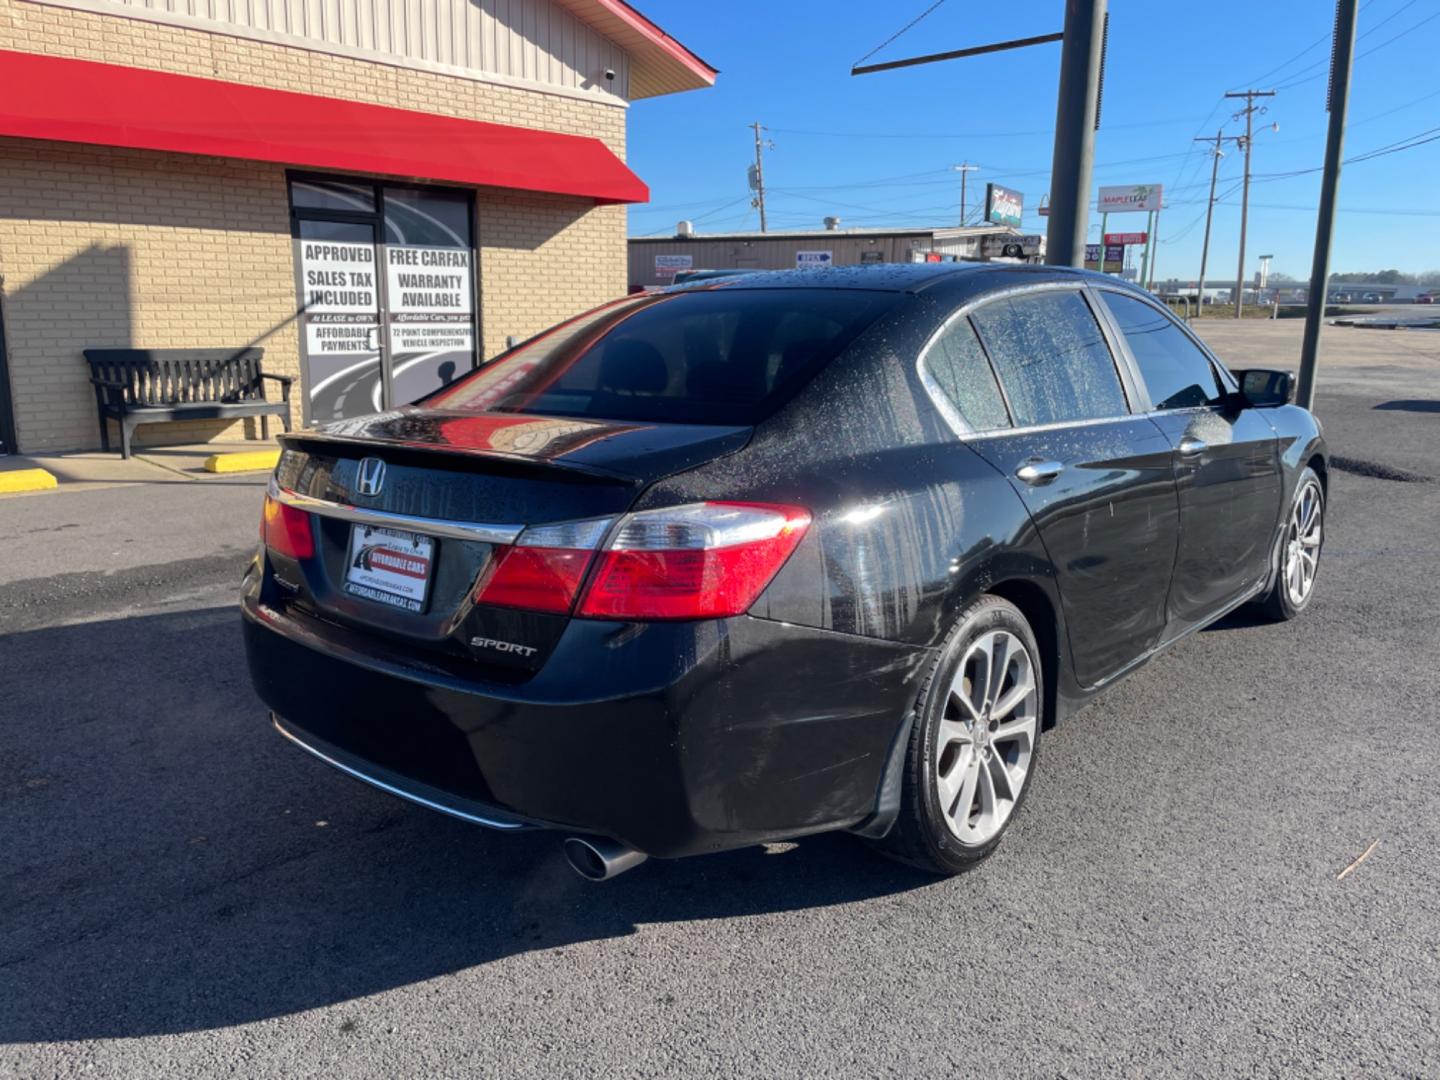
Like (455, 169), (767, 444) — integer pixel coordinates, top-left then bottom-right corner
(356, 457), (386, 497)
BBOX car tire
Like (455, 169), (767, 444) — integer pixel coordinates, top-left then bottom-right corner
(874, 595), (1044, 875)
(1257, 465), (1325, 622)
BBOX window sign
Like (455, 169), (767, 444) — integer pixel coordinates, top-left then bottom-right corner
(299, 238), (380, 357)
(385, 246), (474, 354)
(381, 186), (476, 407)
(291, 178), (477, 423)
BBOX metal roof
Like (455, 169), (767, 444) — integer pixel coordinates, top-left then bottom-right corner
(556, 0), (718, 99)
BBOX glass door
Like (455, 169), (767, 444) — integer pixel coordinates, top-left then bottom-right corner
(294, 217), (386, 423)
(381, 186), (476, 405)
(290, 175), (477, 426)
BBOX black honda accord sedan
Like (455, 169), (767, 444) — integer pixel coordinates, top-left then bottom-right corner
(243, 264), (1326, 879)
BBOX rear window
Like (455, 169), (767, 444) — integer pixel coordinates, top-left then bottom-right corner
(426, 288), (898, 425)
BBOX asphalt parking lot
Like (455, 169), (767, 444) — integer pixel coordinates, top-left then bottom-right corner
(2, 322), (1437, 1078)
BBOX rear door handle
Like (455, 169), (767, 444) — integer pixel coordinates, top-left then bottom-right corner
(1015, 460), (1064, 485)
(1178, 436), (1208, 457)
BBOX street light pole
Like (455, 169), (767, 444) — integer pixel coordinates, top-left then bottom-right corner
(1298, 0), (1359, 410)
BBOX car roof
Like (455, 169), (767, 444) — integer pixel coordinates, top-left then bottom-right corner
(668, 261), (1095, 295)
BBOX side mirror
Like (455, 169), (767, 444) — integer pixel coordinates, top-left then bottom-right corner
(1235, 368), (1294, 408)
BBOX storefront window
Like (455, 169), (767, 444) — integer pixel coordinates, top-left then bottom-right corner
(289, 176), (477, 424)
(290, 178), (376, 213)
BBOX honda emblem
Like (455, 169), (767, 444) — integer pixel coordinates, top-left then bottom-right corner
(356, 457), (386, 497)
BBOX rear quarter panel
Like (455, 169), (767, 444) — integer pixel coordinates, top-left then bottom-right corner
(643, 288), (1069, 661)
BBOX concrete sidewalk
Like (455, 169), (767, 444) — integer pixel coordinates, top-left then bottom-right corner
(0, 440), (279, 497)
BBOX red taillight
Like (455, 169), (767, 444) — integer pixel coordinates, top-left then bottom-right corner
(474, 546), (592, 614)
(261, 495), (314, 560)
(470, 503), (813, 621)
(576, 502), (811, 620)
(473, 517), (612, 615)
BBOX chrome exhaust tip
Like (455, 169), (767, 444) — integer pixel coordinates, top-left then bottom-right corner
(563, 836), (648, 881)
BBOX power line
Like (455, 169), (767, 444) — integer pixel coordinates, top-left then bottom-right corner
(764, 115), (1211, 140)
(1275, 5), (1440, 89)
(852, 0), (949, 68)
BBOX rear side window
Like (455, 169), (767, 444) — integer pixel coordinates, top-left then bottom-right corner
(923, 317), (1010, 431)
(971, 291), (1128, 426)
(426, 288), (898, 425)
(1098, 291), (1224, 410)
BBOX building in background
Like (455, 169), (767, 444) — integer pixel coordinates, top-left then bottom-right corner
(628, 224), (1041, 289)
(0, 0), (714, 454)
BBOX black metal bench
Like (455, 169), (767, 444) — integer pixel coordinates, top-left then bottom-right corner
(83, 348), (292, 458)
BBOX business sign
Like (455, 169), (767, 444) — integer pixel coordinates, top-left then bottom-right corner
(384, 245), (474, 356)
(860, 249), (884, 264)
(299, 240), (380, 358)
(982, 234), (1042, 259)
(1103, 232), (1149, 246)
(1085, 244), (1125, 268)
(654, 254), (693, 279)
(796, 250), (834, 269)
(984, 183), (1024, 228)
(1098, 184), (1162, 213)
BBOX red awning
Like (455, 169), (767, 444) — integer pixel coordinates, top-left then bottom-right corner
(0, 49), (649, 204)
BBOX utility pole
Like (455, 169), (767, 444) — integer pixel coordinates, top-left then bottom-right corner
(1226, 88), (1275, 317)
(1194, 128), (1227, 312)
(1147, 204), (1162, 291)
(749, 121), (770, 233)
(1045, 0), (1109, 267)
(850, 7), (1102, 265)
(1298, 0), (1358, 409)
(954, 162), (980, 225)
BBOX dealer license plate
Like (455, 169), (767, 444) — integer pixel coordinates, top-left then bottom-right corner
(344, 524), (435, 612)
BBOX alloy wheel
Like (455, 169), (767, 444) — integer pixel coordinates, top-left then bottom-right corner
(1284, 479), (1323, 607)
(933, 630), (1038, 846)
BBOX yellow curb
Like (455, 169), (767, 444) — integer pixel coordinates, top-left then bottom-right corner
(0, 468), (59, 494)
(203, 449), (281, 474)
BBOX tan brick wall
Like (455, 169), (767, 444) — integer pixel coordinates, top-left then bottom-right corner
(0, 140), (627, 452)
(477, 195), (627, 360)
(0, 140), (302, 452)
(0, 0), (635, 452)
(0, 0), (626, 155)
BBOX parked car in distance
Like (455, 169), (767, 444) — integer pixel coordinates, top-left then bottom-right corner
(1416, 293), (1434, 304)
(1362, 292), (1382, 303)
(243, 264), (1328, 880)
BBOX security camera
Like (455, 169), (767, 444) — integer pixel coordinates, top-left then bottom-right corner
(604, 68), (616, 82)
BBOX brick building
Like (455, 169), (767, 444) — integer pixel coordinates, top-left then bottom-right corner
(0, 0), (714, 454)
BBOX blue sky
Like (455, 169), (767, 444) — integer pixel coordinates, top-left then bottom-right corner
(625, 0), (1440, 279)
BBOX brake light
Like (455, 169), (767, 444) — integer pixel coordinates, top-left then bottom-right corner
(473, 517), (612, 615)
(576, 502), (811, 620)
(261, 495), (314, 560)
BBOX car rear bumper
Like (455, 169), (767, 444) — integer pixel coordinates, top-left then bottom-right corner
(241, 579), (930, 859)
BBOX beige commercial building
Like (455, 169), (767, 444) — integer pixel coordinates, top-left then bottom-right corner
(628, 224), (1041, 289)
(0, 0), (714, 454)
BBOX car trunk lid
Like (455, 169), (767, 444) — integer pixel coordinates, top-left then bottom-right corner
(265, 408), (750, 677)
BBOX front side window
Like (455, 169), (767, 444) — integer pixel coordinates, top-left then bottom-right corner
(427, 288), (898, 426)
(1098, 291), (1223, 410)
(923, 316), (1010, 431)
(971, 291), (1128, 426)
